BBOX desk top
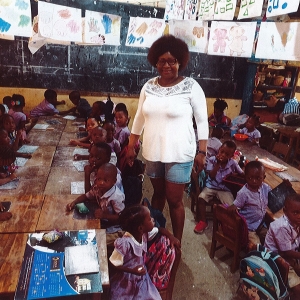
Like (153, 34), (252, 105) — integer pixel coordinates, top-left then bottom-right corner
(0, 229), (109, 297)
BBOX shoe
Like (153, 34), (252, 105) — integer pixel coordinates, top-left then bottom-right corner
(194, 220), (208, 234)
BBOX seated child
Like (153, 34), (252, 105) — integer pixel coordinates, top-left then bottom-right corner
(103, 120), (121, 155)
(69, 117), (99, 148)
(66, 163), (125, 234)
(207, 127), (224, 161)
(0, 145), (17, 187)
(2, 96), (12, 113)
(90, 101), (106, 125)
(228, 161), (272, 246)
(30, 89), (73, 118)
(264, 193), (300, 299)
(238, 114), (261, 145)
(68, 90), (92, 119)
(208, 98), (231, 128)
(109, 204), (180, 300)
(114, 103), (130, 148)
(194, 140), (244, 234)
(0, 104), (5, 116)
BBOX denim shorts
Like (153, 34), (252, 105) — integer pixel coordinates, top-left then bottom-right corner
(145, 160), (193, 184)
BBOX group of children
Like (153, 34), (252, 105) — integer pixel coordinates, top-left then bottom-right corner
(194, 98), (300, 297)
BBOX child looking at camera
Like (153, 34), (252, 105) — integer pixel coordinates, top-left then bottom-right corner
(109, 204), (180, 300)
(66, 163), (125, 233)
(208, 98), (231, 128)
(194, 140), (243, 234)
(114, 103), (130, 148)
(238, 114), (261, 145)
(264, 194), (300, 299)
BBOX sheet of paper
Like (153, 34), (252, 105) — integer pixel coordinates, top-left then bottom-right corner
(63, 115), (77, 120)
(18, 145), (39, 154)
(15, 157), (29, 167)
(238, 0), (264, 19)
(0, 178), (19, 190)
(266, 0), (300, 18)
(33, 124), (49, 130)
(71, 181), (85, 195)
(274, 172), (299, 182)
(73, 148), (89, 156)
(73, 161), (89, 172)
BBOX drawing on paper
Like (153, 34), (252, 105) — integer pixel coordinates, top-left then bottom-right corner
(125, 17), (166, 48)
(266, 0), (300, 18)
(168, 19), (208, 53)
(237, 0), (264, 19)
(84, 10), (121, 46)
(208, 21), (256, 57)
(0, 0), (31, 37)
(214, 0), (237, 20)
(198, 0), (215, 20)
(184, 0), (199, 20)
(164, 0), (185, 21)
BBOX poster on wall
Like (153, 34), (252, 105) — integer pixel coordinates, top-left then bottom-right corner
(255, 22), (300, 61)
(214, 0), (237, 20)
(237, 0), (264, 20)
(184, 0), (200, 20)
(207, 21), (257, 58)
(0, 0), (32, 37)
(125, 17), (165, 48)
(198, 0), (215, 20)
(84, 10), (121, 45)
(169, 19), (208, 53)
(266, 0), (300, 18)
(164, 0), (185, 20)
(38, 1), (82, 42)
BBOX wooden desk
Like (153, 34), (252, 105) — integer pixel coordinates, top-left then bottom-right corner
(52, 146), (78, 168)
(27, 129), (63, 146)
(24, 146), (56, 167)
(63, 119), (86, 133)
(0, 229), (109, 299)
(36, 195), (101, 231)
(0, 195), (44, 233)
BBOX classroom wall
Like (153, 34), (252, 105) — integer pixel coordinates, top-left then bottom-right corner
(0, 87), (242, 129)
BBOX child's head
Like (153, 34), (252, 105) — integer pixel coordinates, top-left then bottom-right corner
(244, 161), (265, 191)
(3, 96), (12, 109)
(91, 126), (107, 144)
(44, 89), (57, 105)
(69, 90), (80, 105)
(91, 101), (106, 118)
(86, 117), (99, 133)
(245, 114), (260, 131)
(0, 129), (11, 146)
(114, 103), (129, 128)
(119, 205), (154, 235)
(11, 94), (25, 110)
(283, 193), (300, 227)
(0, 145), (16, 167)
(211, 127), (224, 140)
(102, 121), (115, 143)
(94, 163), (117, 193)
(0, 104), (5, 116)
(88, 142), (111, 169)
(0, 114), (16, 133)
(213, 98), (228, 117)
(218, 140), (236, 160)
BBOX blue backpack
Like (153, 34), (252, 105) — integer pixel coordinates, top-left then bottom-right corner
(239, 245), (289, 300)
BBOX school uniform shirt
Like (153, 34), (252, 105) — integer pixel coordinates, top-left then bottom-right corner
(239, 127), (261, 143)
(207, 137), (222, 160)
(114, 125), (130, 146)
(233, 183), (271, 231)
(206, 156), (243, 191)
(86, 184), (125, 234)
(8, 110), (26, 130)
(264, 214), (300, 252)
(107, 138), (121, 154)
(30, 99), (59, 117)
(76, 98), (92, 119)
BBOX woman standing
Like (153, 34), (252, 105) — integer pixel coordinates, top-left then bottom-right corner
(127, 35), (208, 241)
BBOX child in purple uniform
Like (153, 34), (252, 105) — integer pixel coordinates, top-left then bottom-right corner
(194, 140), (244, 234)
(109, 204), (180, 300)
(114, 104), (130, 148)
(264, 194), (300, 299)
(238, 114), (261, 145)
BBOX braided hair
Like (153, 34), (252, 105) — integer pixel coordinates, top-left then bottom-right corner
(213, 98), (228, 112)
(249, 114), (260, 127)
(119, 205), (146, 234)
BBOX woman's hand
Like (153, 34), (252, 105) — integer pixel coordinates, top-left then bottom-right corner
(126, 146), (136, 167)
(193, 153), (206, 175)
(169, 235), (181, 251)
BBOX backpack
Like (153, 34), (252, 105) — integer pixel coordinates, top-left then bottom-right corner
(239, 244), (288, 300)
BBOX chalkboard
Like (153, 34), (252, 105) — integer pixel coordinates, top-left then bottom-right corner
(0, 0), (247, 98)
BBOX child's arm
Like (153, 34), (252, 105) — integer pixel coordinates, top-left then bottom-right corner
(16, 152), (32, 159)
(74, 154), (89, 161)
(69, 135), (90, 147)
(84, 165), (95, 193)
(158, 227), (181, 251)
(66, 194), (88, 211)
(94, 209), (120, 223)
(278, 250), (300, 261)
(110, 260), (146, 276)
(0, 172), (17, 186)
(208, 158), (222, 180)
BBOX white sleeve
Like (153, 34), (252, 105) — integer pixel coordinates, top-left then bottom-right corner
(131, 84), (147, 135)
(109, 249), (124, 266)
(147, 227), (159, 241)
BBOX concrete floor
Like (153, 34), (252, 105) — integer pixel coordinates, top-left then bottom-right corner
(142, 175), (241, 300)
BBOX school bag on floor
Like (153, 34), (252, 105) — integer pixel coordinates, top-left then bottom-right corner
(239, 244), (288, 300)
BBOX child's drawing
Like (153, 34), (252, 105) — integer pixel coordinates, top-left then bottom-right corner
(125, 17), (166, 48)
(208, 21), (256, 57)
(214, 0), (237, 20)
(237, 0), (264, 19)
(184, 0), (199, 20)
(266, 0), (300, 18)
(164, 0), (185, 21)
(168, 19), (208, 53)
(198, 0), (215, 20)
(255, 22), (300, 61)
(38, 1), (82, 42)
(84, 10), (121, 46)
(0, 0), (32, 37)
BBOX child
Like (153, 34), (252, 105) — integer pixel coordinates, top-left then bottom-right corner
(238, 114), (261, 145)
(0, 115), (31, 159)
(207, 127), (224, 161)
(0, 104), (5, 116)
(114, 103), (130, 148)
(264, 193), (300, 299)
(194, 140), (244, 234)
(109, 204), (180, 300)
(102, 120), (121, 155)
(66, 163), (125, 233)
(227, 161), (271, 246)
(0, 145), (17, 187)
(69, 117), (99, 148)
(90, 101), (106, 125)
(30, 89), (73, 117)
(2, 96), (12, 113)
(208, 98), (231, 128)
(68, 90), (92, 119)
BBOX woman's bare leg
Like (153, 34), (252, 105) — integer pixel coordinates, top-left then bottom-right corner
(150, 177), (166, 212)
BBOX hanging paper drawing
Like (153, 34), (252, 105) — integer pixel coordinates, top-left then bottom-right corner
(214, 0), (237, 20)
(164, 0), (185, 21)
(198, 0), (215, 20)
(184, 0), (200, 20)
(238, 0), (264, 20)
(266, 0), (300, 18)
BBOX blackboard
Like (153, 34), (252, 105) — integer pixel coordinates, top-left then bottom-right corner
(0, 0), (247, 98)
